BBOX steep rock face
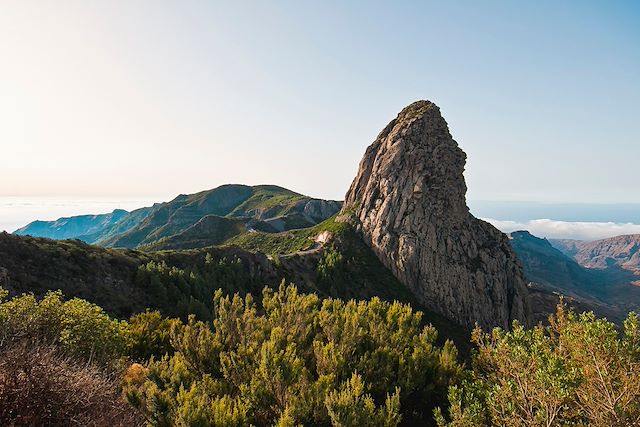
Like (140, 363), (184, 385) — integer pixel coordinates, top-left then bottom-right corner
(341, 100), (530, 329)
(299, 199), (343, 223)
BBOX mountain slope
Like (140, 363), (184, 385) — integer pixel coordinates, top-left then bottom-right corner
(139, 215), (247, 251)
(339, 100), (530, 330)
(551, 234), (640, 274)
(509, 231), (600, 294)
(510, 231), (640, 323)
(0, 231), (276, 320)
(99, 184), (255, 248)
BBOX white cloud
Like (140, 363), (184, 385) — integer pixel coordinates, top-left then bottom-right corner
(483, 218), (640, 241)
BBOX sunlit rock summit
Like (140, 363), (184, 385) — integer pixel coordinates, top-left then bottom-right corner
(341, 100), (531, 329)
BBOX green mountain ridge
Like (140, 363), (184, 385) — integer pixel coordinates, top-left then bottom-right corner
(13, 190), (640, 333)
(14, 184), (342, 251)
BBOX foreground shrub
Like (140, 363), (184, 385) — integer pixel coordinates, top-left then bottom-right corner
(0, 289), (128, 366)
(0, 342), (143, 426)
(435, 304), (640, 427)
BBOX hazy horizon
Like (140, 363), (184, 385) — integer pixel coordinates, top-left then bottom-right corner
(3, 194), (640, 241)
(1, 1), (639, 205)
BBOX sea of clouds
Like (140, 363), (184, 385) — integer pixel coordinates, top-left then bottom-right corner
(484, 218), (640, 241)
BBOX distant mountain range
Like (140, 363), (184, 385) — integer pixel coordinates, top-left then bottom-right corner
(13, 209), (130, 241)
(14, 185), (341, 251)
(509, 231), (640, 323)
(551, 234), (640, 275)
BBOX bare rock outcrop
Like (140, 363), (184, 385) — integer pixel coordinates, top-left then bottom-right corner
(341, 100), (530, 329)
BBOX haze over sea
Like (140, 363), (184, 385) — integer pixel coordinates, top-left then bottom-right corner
(2, 196), (640, 241)
(0, 197), (161, 235)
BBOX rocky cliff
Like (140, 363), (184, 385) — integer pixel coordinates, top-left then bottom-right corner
(341, 100), (530, 329)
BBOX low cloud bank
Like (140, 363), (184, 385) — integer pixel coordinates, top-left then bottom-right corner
(483, 218), (640, 241)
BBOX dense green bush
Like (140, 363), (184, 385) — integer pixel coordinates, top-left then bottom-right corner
(125, 283), (461, 426)
(0, 288), (128, 366)
(134, 254), (259, 321)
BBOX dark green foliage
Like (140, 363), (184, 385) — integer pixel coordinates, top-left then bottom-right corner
(1, 221), (472, 355)
(228, 217), (472, 353)
(0, 232), (272, 321)
(5, 277), (640, 426)
(0, 232), (149, 318)
(133, 254), (260, 321)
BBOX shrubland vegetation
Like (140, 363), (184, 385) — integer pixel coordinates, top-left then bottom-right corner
(125, 284), (461, 426)
(226, 217), (471, 349)
(0, 285), (460, 426)
(436, 303), (640, 427)
(4, 220), (640, 426)
(1, 219), (471, 350)
(133, 253), (261, 321)
(0, 288), (143, 425)
(3, 282), (640, 426)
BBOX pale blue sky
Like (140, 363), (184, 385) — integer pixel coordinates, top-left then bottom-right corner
(1, 1), (638, 203)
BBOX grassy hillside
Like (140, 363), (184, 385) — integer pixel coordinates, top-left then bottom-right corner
(98, 184), (255, 248)
(94, 185), (341, 250)
(139, 215), (247, 251)
(228, 184), (306, 216)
